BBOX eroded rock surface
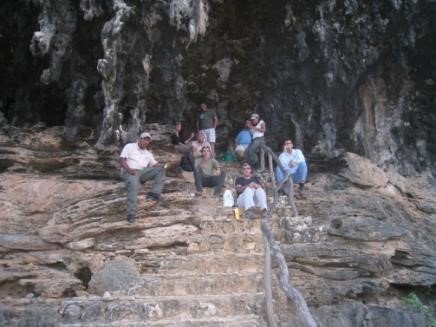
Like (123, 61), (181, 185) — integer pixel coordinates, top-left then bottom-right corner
(0, 128), (435, 326)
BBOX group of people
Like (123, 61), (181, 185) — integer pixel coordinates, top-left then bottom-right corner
(119, 105), (308, 223)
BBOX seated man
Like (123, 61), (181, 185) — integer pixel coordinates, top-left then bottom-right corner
(244, 113), (266, 169)
(235, 162), (268, 219)
(275, 139), (308, 199)
(234, 119), (252, 160)
(193, 145), (226, 196)
(179, 131), (210, 172)
(171, 121), (194, 154)
(120, 132), (166, 223)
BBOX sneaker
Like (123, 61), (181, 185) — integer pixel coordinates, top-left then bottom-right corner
(147, 192), (168, 206)
(127, 214), (135, 223)
(261, 208), (268, 217)
(295, 193), (306, 200)
(244, 208), (257, 220)
(147, 192), (161, 201)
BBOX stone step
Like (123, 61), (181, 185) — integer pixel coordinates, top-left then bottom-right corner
(197, 215), (261, 234)
(62, 314), (265, 326)
(59, 293), (266, 325)
(137, 253), (265, 274)
(135, 272), (264, 297)
(186, 230), (263, 254)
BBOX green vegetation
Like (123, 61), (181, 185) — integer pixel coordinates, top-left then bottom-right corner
(404, 292), (436, 327)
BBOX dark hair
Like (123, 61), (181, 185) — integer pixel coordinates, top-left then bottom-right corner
(201, 145), (211, 152)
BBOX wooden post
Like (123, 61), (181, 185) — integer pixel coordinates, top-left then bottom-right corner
(268, 153), (277, 202)
(263, 234), (276, 327)
(260, 147), (265, 171)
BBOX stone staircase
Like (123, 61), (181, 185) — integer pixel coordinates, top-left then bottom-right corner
(55, 186), (270, 326)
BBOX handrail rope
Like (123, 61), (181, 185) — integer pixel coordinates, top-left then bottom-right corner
(258, 144), (317, 327)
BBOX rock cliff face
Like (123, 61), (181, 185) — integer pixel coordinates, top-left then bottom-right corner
(0, 127), (435, 326)
(1, 0), (436, 326)
(1, 0), (436, 174)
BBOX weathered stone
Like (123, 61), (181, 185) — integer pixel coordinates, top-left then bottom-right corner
(328, 217), (407, 241)
(88, 258), (142, 295)
(339, 152), (389, 188)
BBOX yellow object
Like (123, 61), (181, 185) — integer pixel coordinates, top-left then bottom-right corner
(233, 208), (241, 220)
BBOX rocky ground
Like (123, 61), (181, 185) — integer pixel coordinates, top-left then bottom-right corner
(0, 125), (435, 326)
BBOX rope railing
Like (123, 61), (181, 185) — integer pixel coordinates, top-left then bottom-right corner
(258, 144), (317, 327)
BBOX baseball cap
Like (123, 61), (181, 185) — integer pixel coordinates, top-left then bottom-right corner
(250, 113), (259, 120)
(139, 132), (152, 139)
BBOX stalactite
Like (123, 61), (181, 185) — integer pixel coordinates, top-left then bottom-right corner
(29, 0), (77, 85)
(96, 0), (134, 147)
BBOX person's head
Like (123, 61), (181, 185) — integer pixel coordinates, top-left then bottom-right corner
(196, 131), (206, 143)
(244, 119), (252, 128)
(175, 122), (182, 132)
(283, 139), (294, 152)
(241, 162), (252, 177)
(250, 113), (259, 125)
(200, 103), (208, 111)
(200, 145), (212, 158)
(138, 132), (152, 149)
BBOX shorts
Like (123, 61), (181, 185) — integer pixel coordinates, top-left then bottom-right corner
(235, 144), (249, 153)
(201, 128), (216, 143)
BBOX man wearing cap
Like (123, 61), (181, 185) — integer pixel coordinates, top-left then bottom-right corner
(196, 103), (218, 156)
(244, 113), (266, 169)
(120, 132), (166, 223)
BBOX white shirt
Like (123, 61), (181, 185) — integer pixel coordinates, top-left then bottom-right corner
(120, 142), (157, 170)
(252, 120), (265, 139)
(278, 149), (305, 174)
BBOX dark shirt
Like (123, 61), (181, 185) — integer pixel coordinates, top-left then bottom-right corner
(197, 110), (216, 130)
(171, 133), (183, 145)
(235, 175), (261, 195)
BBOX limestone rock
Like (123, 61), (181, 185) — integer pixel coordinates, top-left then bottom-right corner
(88, 258), (142, 295)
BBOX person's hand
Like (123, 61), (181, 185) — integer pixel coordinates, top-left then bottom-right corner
(190, 132), (195, 138)
(289, 160), (296, 167)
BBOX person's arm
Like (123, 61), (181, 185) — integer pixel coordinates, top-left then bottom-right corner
(235, 178), (248, 194)
(256, 121), (266, 133)
(213, 160), (221, 176)
(184, 132), (195, 143)
(250, 176), (264, 189)
(149, 154), (164, 168)
(213, 113), (218, 129)
(278, 153), (290, 171)
(295, 149), (305, 163)
(235, 132), (241, 146)
(120, 157), (135, 175)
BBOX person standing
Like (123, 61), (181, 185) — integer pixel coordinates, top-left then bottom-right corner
(234, 119), (252, 160)
(194, 145), (226, 197)
(244, 113), (266, 169)
(275, 139), (308, 199)
(120, 132), (166, 223)
(196, 103), (218, 156)
(235, 162), (268, 219)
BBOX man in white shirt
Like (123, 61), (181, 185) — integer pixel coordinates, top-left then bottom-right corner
(275, 139), (308, 199)
(120, 132), (165, 223)
(244, 113), (266, 169)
